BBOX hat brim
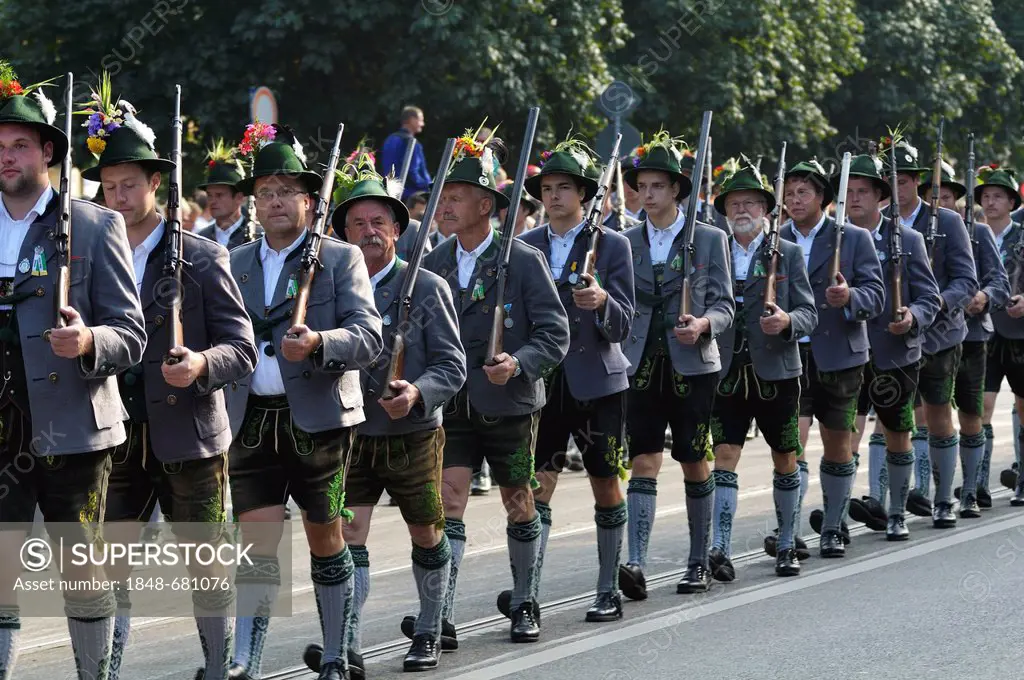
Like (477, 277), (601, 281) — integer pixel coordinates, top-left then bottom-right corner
(196, 179), (243, 191)
(235, 170), (322, 197)
(714, 187), (776, 216)
(331, 194), (410, 240)
(917, 180), (966, 201)
(784, 171), (835, 209)
(524, 171), (599, 203)
(81, 157), (176, 182)
(442, 177), (510, 210)
(836, 173), (891, 202)
(623, 167), (693, 202)
(974, 184), (1022, 211)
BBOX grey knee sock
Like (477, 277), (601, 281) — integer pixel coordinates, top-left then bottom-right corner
(930, 433), (959, 505)
(981, 423), (994, 492)
(626, 477), (657, 568)
(348, 546), (370, 654)
(66, 591), (116, 680)
(1014, 407), (1021, 467)
(685, 476), (716, 567)
(440, 518), (466, 624)
(913, 426), (930, 493)
(0, 608), (20, 680)
(887, 450), (915, 516)
(711, 469), (738, 556)
(532, 501), (552, 600)
(595, 503), (627, 593)
(233, 555), (280, 675)
(107, 583), (131, 680)
(412, 535), (452, 638)
(797, 458), (810, 511)
(311, 547), (355, 668)
(960, 432), (986, 501)
(507, 515), (541, 610)
(773, 469), (801, 551)
(194, 588), (235, 679)
(820, 459), (857, 533)
(868, 433), (888, 504)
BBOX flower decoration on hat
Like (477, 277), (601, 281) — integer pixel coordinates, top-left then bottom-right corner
(977, 164), (1015, 183)
(537, 131), (597, 171)
(76, 70), (154, 156)
(205, 137), (244, 175)
(450, 118), (499, 174)
(237, 120), (276, 159)
(713, 156), (741, 185)
(878, 123), (915, 158)
(632, 129), (688, 168)
(333, 152), (387, 205)
(345, 135), (375, 167)
(0, 60), (57, 120)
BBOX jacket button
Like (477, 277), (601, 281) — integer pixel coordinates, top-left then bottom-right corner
(154, 315), (165, 326)
(35, 287), (44, 297)
(166, 395), (177, 405)
(578, 346), (585, 353)
(48, 372), (58, 384)
(231, 381), (237, 390)
(302, 370), (311, 379)
(573, 317), (581, 324)
(369, 361), (378, 369)
(368, 388), (376, 396)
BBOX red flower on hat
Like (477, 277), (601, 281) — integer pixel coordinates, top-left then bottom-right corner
(207, 159), (216, 169)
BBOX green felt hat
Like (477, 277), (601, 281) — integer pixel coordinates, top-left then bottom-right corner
(502, 181), (539, 215)
(81, 125), (175, 181)
(0, 64), (66, 167)
(440, 123), (509, 210)
(331, 177), (410, 239)
(235, 124), (322, 196)
(836, 154), (891, 201)
(524, 135), (600, 202)
(198, 138), (245, 189)
(974, 166), (1021, 210)
(785, 158), (834, 208)
(714, 165), (776, 215)
(623, 130), (692, 200)
(880, 133), (925, 175)
(917, 159), (966, 200)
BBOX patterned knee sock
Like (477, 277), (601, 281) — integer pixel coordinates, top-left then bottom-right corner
(981, 423), (994, 493)
(959, 432), (986, 502)
(930, 433), (959, 505)
(107, 583), (131, 680)
(440, 518), (466, 624)
(0, 608), (19, 680)
(1014, 407), (1021, 467)
(194, 588), (235, 680)
(531, 501), (552, 601)
(507, 515), (542, 610)
(595, 503), (627, 593)
(887, 450), (915, 516)
(348, 546), (370, 654)
(797, 458), (809, 516)
(685, 476), (716, 568)
(626, 477), (657, 568)
(66, 591), (116, 680)
(233, 556), (280, 675)
(773, 469), (801, 551)
(311, 547), (355, 668)
(913, 426), (930, 494)
(412, 535), (452, 638)
(711, 469), (738, 557)
(820, 459), (857, 533)
(868, 433), (888, 504)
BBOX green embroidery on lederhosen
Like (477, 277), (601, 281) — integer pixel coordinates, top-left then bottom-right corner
(623, 434), (633, 470)
(779, 413), (802, 455)
(844, 394), (858, 432)
(692, 422), (713, 462)
(326, 468), (354, 521)
(79, 489), (101, 525)
(413, 481), (444, 530)
(604, 435), (628, 481)
(289, 415), (315, 456)
(240, 407), (270, 449)
(198, 495), (226, 524)
(632, 355), (656, 391)
(672, 369), (691, 398)
(709, 415), (725, 448)
(897, 393), (916, 432)
(755, 375), (778, 401)
(508, 444), (537, 490)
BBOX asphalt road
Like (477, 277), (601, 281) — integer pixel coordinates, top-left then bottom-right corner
(14, 400), (1023, 680)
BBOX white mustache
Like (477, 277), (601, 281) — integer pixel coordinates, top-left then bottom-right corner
(359, 236), (386, 248)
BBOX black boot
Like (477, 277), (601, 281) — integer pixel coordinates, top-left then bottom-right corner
(585, 591), (623, 622)
(510, 602), (540, 642)
(1012, 479), (1024, 507)
(303, 646), (365, 680)
(819, 530), (846, 558)
(676, 563), (711, 594)
(401, 616), (458, 651)
(618, 563), (648, 601)
(932, 501), (957, 528)
(318, 660), (345, 680)
(403, 634), (440, 671)
(708, 547), (735, 582)
(977, 487), (993, 509)
(960, 493), (982, 519)
(886, 514), (909, 541)
(774, 548), (800, 577)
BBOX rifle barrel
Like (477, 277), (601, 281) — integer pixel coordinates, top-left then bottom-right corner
(677, 110), (713, 325)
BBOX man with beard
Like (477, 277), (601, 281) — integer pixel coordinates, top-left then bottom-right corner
(841, 154), (941, 541)
(707, 165), (817, 579)
(618, 131), (733, 596)
(888, 140), (977, 528)
(196, 140), (262, 249)
(225, 127), (383, 680)
(781, 158), (884, 557)
(404, 128), (568, 644)
(0, 70), (146, 680)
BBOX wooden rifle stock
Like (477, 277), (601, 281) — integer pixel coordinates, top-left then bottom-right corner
(762, 141), (787, 317)
(576, 133), (623, 291)
(828, 153), (853, 287)
(48, 72), (74, 343)
(485, 107), (540, 364)
(381, 137), (457, 400)
(164, 85), (187, 365)
(288, 123), (346, 335)
(677, 111), (713, 327)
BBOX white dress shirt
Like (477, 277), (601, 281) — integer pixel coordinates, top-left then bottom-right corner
(251, 231), (307, 396)
(993, 221), (1016, 255)
(547, 221), (586, 279)
(132, 220), (166, 294)
(900, 198), (924, 229)
(370, 256), (397, 291)
(0, 187), (52, 310)
(788, 213), (827, 343)
(731, 231), (765, 304)
(646, 209), (686, 265)
(456, 230), (494, 290)
(213, 215), (244, 247)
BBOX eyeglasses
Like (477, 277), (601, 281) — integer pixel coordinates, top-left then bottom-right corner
(725, 199), (764, 212)
(254, 188), (307, 202)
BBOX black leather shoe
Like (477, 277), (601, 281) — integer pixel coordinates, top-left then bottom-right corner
(585, 591), (623, 622)
(510, 602), (540, 642)
(978, 487), (992, 509)
(1012, 480), (1024, 507)
(886, 515), (909, 541)
(708, 547), (735, 582)
(227, 664), (255, 680)
(810, 510), (850, 544)
(302, 646), (365, 680)
(1001, 467), (1019, 492)
(404, 634), (440, 671)
(775, 548), (800, 577)
(932, 501), (957, 528)
(906, 489), (932, 517)
(496, 589), (511, 618)
(317, 660), (345, 680)
(848, 496), (887, 531)
(618, 563), (648, 601)
(763, 532), (810, 560)
(676, 563), (711, 594)
(401, 616), (458, 652)
(960, 494), (982, 518)
(819, 530), (846, 558)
